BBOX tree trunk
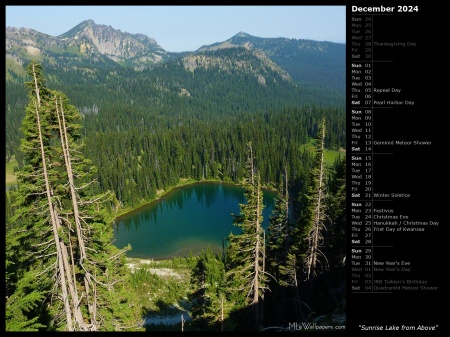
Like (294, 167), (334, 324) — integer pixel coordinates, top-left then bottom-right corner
(253, 178), (261, 331)
(55, 96), (87, 262)
(306, 118), (326, 298)
(32, 63), (88, 331)
(55, 97), (97, 330)
(34, 100), (74, 330)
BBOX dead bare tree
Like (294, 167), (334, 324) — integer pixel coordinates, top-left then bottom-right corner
(304, 118), (329, 298)
(31, 62), (91, 331)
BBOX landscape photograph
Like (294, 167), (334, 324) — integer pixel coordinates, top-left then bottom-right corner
(5, 6), (346, 331)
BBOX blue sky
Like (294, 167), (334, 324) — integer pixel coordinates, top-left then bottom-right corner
(6, 6), (345, 53)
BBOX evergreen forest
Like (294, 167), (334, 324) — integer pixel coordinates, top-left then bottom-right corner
(5, 57), (346, 331)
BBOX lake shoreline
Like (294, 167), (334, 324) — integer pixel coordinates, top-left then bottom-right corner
(114, 178), (237, 222)
(114, 179), (278, 260)
(113, 178), (277, 223)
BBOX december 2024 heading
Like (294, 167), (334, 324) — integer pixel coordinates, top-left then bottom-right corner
(352, 5), (419, 13)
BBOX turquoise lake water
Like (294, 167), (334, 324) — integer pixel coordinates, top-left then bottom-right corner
(113, 182), (276, 259)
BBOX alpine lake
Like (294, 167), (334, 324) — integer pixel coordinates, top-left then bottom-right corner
(113, 182), (277, 260)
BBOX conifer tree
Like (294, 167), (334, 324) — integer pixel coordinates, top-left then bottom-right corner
(265, 167), (299, 325)
(189, 247), (229, 330)
(323, 155), (346, 311)
(299, 118), (328, 301)
(267, 167), (290, 285)
(6, 61), (141, 331)
(225, 142), (268, 331)
(264, 165), (312, 324)
(326, 155), (346, 270)
(6, 61), (71, 331)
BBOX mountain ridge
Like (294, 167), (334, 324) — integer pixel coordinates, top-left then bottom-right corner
(58, 19), (167, 66)
(5, 19), (345, 166)
(6, 19), (345, 93)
